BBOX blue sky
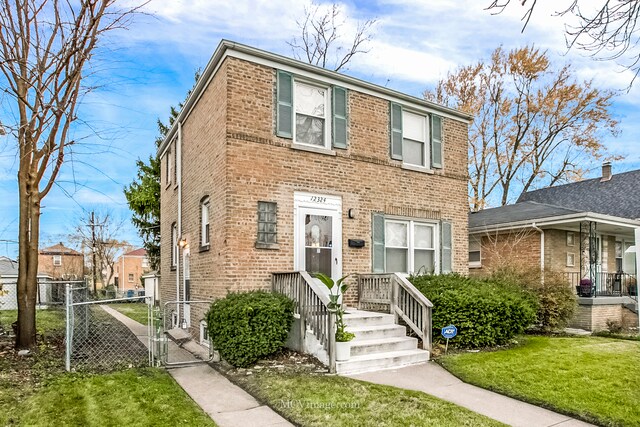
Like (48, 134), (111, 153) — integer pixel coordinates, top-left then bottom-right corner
(1, 0), (639, 258)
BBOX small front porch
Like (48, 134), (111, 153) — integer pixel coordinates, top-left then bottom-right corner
(563, 272), (637, 297)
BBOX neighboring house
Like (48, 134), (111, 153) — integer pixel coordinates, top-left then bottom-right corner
(38, 242), (84, 280)
(469, 163), (639, 331)
(158, 40), (470, 372)
(0, 257), (55, 309)
(113, 248), (150, 293)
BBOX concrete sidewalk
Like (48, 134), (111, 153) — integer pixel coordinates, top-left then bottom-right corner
(350, 362), (594, 427)
(101, 305), (293, 427)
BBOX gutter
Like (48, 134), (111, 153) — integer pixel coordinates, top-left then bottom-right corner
(157, 40), (473, 158)
(469, 211), (640, 235)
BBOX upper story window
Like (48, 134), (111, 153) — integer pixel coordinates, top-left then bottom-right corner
(53, 255), (62, 266)
(390, 102), (443, 170)
(142, 258), (150, 269)
(171, 222), (178, 268)
(295, 81), (329, 148)
(469, 236), (481, 268)
(166, 146), (172, 186)
(276, 70), (347, 150)
(201, 197), (210, 248)
(128, 273), (134, 282)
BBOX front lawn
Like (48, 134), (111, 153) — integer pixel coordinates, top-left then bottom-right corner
(105, 302), (150, 325)
(238, 371), (504, 426)
(440, 335), (640, 426)
(13, 368), (216, 426)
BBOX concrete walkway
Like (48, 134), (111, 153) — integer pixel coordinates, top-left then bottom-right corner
(101, 305), (293, 427)
(350, 362), (595, 427)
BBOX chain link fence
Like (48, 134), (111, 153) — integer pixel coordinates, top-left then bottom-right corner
(65, 284), (152, 372)
(0, 279), (70, 310)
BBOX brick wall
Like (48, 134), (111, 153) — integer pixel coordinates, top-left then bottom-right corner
(114, 256), (149, 292)
(160, 56), (469, 324)
(569, 302), (637, 331)
(37, 253), (84, 280)
(470, 229), (541, 275)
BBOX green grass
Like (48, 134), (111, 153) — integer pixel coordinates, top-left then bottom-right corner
(105, 302), (150, 325)
(241, 372), (505, 427)
(0, 308), (66, 336)
(440, 335), (640, 426)
(11, 368), (216, 426)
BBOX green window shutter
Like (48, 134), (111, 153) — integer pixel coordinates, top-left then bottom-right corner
(390, 102), (403, 160)
(276, 70), (293, 138)
(441, 221), (452, 273)
(372, 213), (385, 273)
(431, 115), (443, 169)
(332, 86), (347, 149)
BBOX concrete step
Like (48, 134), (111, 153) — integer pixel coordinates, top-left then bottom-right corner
(349, 336), (418, 356)
(336, 349), (429, 375)
(347, 324), (407, 341)
(343, 310), (395, 328)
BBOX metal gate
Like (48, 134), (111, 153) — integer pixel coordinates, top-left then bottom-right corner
(150, 300), (215, 367)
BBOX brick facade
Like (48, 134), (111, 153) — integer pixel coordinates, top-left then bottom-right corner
(113, 249), (150, 293)
(470, 229), (541, 275)
(160, 45), (470, 328)
(38, 243), (84, 280)
(570, 302), (637, 331)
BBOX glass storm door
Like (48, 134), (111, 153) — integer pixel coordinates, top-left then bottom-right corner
(294, 193), (342, 281)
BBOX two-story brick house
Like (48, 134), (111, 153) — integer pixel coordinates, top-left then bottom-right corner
(113, 248), (150, 294)
(38, 242), (84, 280)
(158, 40), (470, 371)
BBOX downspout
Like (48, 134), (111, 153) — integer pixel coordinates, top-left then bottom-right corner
(176, 122), (183, 323)
(532, 223), (544, 278)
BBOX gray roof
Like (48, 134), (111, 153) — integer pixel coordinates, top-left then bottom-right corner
(469, 201), (581, 229)
(517, 169), (640, 220)
(0, 257), (18, 277)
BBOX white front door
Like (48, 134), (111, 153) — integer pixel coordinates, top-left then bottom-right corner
(294, 192), (342, 281)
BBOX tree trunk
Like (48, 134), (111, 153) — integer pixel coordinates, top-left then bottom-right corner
(16, 168), (41, 350)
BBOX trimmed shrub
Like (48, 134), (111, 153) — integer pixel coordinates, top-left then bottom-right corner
(410, 274), (537, 348)
(490, 267), (576, 331)
(206, 291), (294, 367)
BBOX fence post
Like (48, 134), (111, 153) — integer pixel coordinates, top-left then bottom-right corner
(65, 283), (71, 372)
(297, 275), (305, 350)
(328, 308), (336, 374)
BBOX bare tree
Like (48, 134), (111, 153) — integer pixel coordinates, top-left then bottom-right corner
(288, 2), (376, 72)
(487, 1), (640, 85)
(425, 46), (619, 210)
(0, 0), (145, 349)
(69, 210), (129, 289)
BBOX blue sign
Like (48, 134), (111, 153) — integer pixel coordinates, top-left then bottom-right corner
(441, 325), (457, 339)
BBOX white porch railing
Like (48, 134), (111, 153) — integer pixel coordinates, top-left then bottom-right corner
(272, 271), (337, 373)
(358, 273), (433, 350)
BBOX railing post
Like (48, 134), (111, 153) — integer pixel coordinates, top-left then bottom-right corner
(423, 306), (432, 352)
(357, 275), (362, 310)
(297, 274), (306, 350)
(328, 308), (336, 374)
(65, 283), (71, 372)
(391, 275), (399, 323)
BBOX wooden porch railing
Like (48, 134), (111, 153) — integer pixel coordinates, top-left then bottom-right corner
(358, 273), (433, 350)
(272, 271), (336, 373)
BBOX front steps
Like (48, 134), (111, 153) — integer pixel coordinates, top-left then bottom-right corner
(336, 309), (429, 375)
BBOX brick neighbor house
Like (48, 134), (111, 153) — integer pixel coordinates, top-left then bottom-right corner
(469, 163), (639, 331)
(38, 242), (84, 280)
(158, 40), (470, 372)
(113, 248), (150, 294)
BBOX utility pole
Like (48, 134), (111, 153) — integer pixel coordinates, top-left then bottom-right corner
(90, 211), (97, 294)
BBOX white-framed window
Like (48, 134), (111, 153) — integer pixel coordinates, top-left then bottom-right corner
(384, 219), (438, 274)
(200, 320), (210, 347)
(469, 236), (481, 268)
(128, 273), (134, 282)
(294, 81), (330, 149)
(615, 241), (623, 271)
(567, 252), (576, 267)
(166, 146), (172, 186)
(171, 222), (178, 268)
(53, 255), (62, 266)
(201, 197), (210, 247)
(142, 258), (150, 269)
(566, 231), (575, 247)
(402, 110), (428, 168)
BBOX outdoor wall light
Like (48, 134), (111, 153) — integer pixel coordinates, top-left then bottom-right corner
(178, 237), (188, 248)
(348, 208), (355, 219)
